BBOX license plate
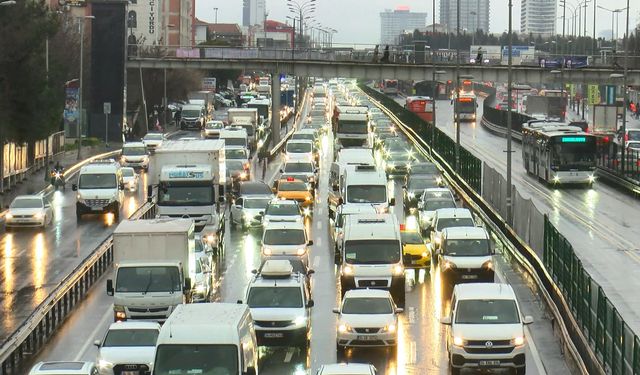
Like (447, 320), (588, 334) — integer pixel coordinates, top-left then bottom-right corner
(479, 360), (500, 366)
(263, 332), (283, 338)
(461, 274), (478, 279)
(91, 207), (103, 211)
(357, 335), (378, 341)
(122, 372), (139, 375)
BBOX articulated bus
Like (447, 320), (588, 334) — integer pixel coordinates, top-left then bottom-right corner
(461, 79), (474, 95)
(454, 94), (478, 122)
(522, 123), (597, 186)
(381, 79), (399, 95)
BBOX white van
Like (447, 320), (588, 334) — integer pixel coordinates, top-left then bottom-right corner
(72, 160), (123, 221)
(153, 303), (258, 375)
(339, 164), (394, 214)
(438, 227), (495, 285)
(220, 127), (249, 150)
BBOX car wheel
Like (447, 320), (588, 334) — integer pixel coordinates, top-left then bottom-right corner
(336, 345), (346, 360)
(76, 210), (82, 221)
(449, 364), (461, 375)
(514, 366), (526, 375)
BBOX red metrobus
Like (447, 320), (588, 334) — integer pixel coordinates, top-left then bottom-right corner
(405, 96), (434, 122)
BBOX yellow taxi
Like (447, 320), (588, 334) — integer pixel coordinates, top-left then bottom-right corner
(400, 225), (430, 269)
(274, 177), (314, 210)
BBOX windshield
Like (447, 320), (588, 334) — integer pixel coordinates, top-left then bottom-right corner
(116, 266), (181, 293)
(458, 99), (476, 113)
(226, 149), (247, 159)
(154, 344), (238, 375)
(10, 198), (42, 209)
(103, 329), (158, 347)
(409, 178), (438, 190)
(240, 183), (271, 195)
(344, 239), (401, 264)
(79, 173), (117, 189)
(292, 134), (315, 142)
(436, 217), (475, 231)
(284, 163), (313, 173)
(287, 142), (312, 153)
(629, 131), (640, 141)
(222, 138), (247, 147)
(226, 160), (244, 172)
(121, 168), (135, 177)
(123, 146), (147, 156)
(244, 198), (271, 209)
(158, 185), (214, 206)
(279, 181), (308, 191)
(346, 185), (386, 203)
(550, 137), (596, 169)
(342, 297), (393, 314)
(182, 109), (201, 118)
(401, 231), (423, 245)
(411, 164), (438, 174)
(455, 300), (520, 324)
(266, 203), (299, 216)
(144, 134), (163, 141)
(443, 238), (490, 256)
(263, 229), (305, 245)
(247, 287), (303, 308)
(338, 120), (368, 134)
(206, 122), (223, 129)
(425, 199), (456, 211)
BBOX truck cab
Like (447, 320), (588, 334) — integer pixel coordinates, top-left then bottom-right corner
(72, 159), (123, 221)
(179, 104), (206, 130)
(333, 105), (370, 150)
(220, 127), (249, 150)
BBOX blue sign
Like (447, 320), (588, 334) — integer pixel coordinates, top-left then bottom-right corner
(168, 170), (205, 179)
(561, 136), (586, 143)
(565, 56), (588, 69)
(606, 86), (616, 105)
(539, 57), (563, 68)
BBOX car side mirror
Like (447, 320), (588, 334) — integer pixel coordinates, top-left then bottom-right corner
(332, 184), (338, 192)
(251, 269), (258, 274)
(440, 316), (452, 325)
(72, 184), (78, 191)
(389, 198), (396, 206)
(272, 187), (277, 193)
(306, 299), (315, 308)
(218, 196), (225, 203)
(307, 269), (315, 275)
(119, 184), (125, 191)
(106, 279), (114, 296)
(93, 340), (101, 347)
(307, 240), (314, 246)
(237, 299), (243, 304)
(338, 197), (343, 205)
(395, 308), (404, 314)
(332, 307), (340, 313)
(184, 278), (192, 293)
(44, 204), (51, 208)
(418, 201), (424, 209)
(523, 316), (534, 325)
(490, 241), (496, 255)
(279, 169), (284, 173)
(402, 185), (407, 189)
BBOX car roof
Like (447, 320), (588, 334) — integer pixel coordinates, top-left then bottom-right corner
(268, 199), (299, 206)
(123, 142), (145, 147)
(344, 289), (392, 299)
(434, 208), (472, 218)
(14, 195), (43, 201)
(107, 321), (160, 331)
(31, 361), (95, 374)
(263, 220), (305, 230)
(442, 226), (487, 239)
(454, 283), (516, 301)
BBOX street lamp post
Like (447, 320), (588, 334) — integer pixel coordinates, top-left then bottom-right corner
(0, 0), (17, 193)
(454, 0), (460, 171)
(506, 0), (514, 225)
(620, 0), (630, 176)
(76, 15), (95, 161)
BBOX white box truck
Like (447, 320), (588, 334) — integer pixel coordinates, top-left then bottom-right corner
(106, 218), (195, 322)
(228, 108), (259, 149)
(148, 139), (225, 249)
(152, 303), (259, 375)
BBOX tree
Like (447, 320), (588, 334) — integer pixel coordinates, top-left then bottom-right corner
(0, 0), (78, 143)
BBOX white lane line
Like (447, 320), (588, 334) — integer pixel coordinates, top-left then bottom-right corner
(408, 307), (417, 324)
(316, 221), (322, 230)
(74, 307), (113, 361)
(313, 256), (320, 268)
(408, 340), (417, 364)
(284, 347), (295, 363)
(317, 238), (322, 247)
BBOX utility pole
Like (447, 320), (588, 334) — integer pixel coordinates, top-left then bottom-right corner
(76, 16), (95, 160)
(621, 0), (630, 176)
(506, 0), (514, 225)
(454, 0), (461, 171)
(44, 37), (50, 181)
(431, 0), (436, 157)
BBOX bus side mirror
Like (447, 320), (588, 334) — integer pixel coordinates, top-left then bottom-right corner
(106, 279), (114, 296)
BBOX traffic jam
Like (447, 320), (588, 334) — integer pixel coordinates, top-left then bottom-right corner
(27, 78), (543, 375)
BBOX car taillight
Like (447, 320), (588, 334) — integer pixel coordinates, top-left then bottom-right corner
(625, 134), (629, 142)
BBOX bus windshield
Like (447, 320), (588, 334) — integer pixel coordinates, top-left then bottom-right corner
(338, 120), (368, 134)
(550, 137), (596, 169)
(458, 99), (476, 113)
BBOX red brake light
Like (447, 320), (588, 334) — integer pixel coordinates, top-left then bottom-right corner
(625, 134), (629, 142)
(399, 224), (406, 231)
(286, 177), (294, 182)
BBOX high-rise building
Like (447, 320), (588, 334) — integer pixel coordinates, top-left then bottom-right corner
(521, 0), (557, 37)
(439, 0), (490, 34)
(380, 7), (427, 45)
(243, 0), (266, 27)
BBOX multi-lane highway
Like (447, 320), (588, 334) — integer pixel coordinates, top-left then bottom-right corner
(27, 91), (571, 374)
(410, 95), (640, 332)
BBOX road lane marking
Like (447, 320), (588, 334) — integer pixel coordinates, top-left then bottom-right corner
(284, 347), (295, 363)
(408, 307), (417, 324)
(316, 238), (322, 247)
(313, 256), (320, 268)
(74, 307), (113, 361)
(316, 222), (322, 230)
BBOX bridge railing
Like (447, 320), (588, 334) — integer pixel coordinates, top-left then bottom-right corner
(127, 44), (640, 69)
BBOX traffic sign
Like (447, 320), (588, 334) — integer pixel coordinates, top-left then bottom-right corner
(103, 102), (111, 115)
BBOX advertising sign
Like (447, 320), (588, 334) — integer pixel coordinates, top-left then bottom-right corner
(588, 85), (601, 105)
(63, 84), (79, 138)
(202, 77), (217, 91)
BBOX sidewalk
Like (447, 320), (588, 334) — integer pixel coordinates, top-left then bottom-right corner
(0, 142), (122, 209)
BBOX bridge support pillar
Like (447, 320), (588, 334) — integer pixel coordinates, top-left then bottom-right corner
(271, 76), (281, 146)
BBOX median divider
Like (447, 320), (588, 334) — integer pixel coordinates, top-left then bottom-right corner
(359, 85), (602, 374)
(267, 88), (309, 159)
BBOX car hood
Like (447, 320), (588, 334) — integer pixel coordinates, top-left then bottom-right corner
(453, 323), (523, 341)
(263, 214), (302, 224)
(8, 208), (42, 216)
(262, 244), (306, 255)
(77, 188), (118, 198)
(250, 307), (305, 320)
(98, 346), (155, 365)
(340, 313), (395, 328)
(442, 255), (492, 268)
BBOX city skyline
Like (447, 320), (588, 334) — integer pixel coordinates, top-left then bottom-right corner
(197, 0), (638, 45)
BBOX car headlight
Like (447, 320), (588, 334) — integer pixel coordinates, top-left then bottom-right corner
(296, 248), (306, 256)
(240, 172), (248, 180)
(482, 260), (494, 270)
(453, 336), (465, 347)
(33, 212), (43, 220)
(408, 191), (415, 199)
(294, 316), (307, 326)
(114, 305), (126, 320)
(382, 323), (397, 333)
(5, 212), (12, 220)
(127, 180), (135, 187)
(435, 235), (442, 245)
(263, 247), (272, 256)
(98, 359), (114, 369)
(120, 156), (126, 163)
(194, 283), (206, 294)
(436, 177), (443, 185)
(392, 264), (404, 276)
(512, 336), (525, 346)
(443, 260), (456, 270)
(305, 195), (312, 201)
(303, 208), (311, 216)
(338, 323), (352, 333)
(342, 265), (354, 275)
(387, 163), (395, 170)
(422, 251), (429, 258)
(588, 175), (596, 183)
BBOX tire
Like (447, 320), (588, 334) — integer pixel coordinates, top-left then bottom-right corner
(336, 345), (346, 360)
(76, 211), (82, 221)
(514, 366), (526, 375)
(449, 365), (461, 375)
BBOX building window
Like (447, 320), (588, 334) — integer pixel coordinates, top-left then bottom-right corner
(128, 10), (137, 29)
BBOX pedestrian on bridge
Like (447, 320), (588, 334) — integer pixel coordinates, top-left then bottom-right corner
(380, 45), (390, 63)
(372, 45), (379, 63)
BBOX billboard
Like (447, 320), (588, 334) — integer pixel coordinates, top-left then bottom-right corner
(63, 84), (79, 138)
(202, 77), (217, 91)
(501, 46), (535, 65)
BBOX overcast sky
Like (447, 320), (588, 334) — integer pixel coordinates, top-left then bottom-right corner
(197, 0), (639, 45)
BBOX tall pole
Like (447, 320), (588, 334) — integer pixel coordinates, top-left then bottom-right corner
(431, 0), (436, 156)
(506, 0), (513, 225)
(592, 0), (596, 55)
(44, 37), (50, 181)
(455, 0), (460, 171)
(163, 68), (167, 128)
(77, 17), (84, 160)
(214, 7), (218, 24)
(621, 0), (629, 176)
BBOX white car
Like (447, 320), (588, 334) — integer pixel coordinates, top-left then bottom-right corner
(119, 167), (139, 192)
(230, 195), (272, 229)
(334, 289), (402, 355)
(261, 219), (312, 265)
(441, 283), (533, 375)
(285, 140), (315, 162)
(262, 199), (304, 227)
(120, 142), (149, 171)
(316, 363), (377, 375)
(94, 321), (160, 375)
(202, 120), (225, 139)
(5, 195), (53, 229)
(29, 362), (97, 375)
(141, 132), (164, 152)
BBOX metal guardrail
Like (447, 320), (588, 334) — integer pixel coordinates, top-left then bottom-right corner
(0, 188), (157, 375)
(362, 88), (600, 374)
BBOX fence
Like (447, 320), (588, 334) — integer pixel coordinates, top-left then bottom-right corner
(596, 141), (640, 184)
(544, 215), (640, 375)
(359, 84), (482, 193)
(0, 201), (156, 375)
(1, 131), (65, 193)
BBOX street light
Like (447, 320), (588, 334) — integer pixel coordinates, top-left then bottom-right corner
(506, 0), (514, 225)
(287, 0), (316, 42)
(76, 15), (95, 160)
(598, 5), (626, 41)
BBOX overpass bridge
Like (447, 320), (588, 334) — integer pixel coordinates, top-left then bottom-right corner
(126, 45), (640, 85)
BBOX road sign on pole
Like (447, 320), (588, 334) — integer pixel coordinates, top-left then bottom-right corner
(103, 102), (111, 148)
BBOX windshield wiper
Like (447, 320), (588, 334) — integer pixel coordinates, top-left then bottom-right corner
(142, 272), (153, 295)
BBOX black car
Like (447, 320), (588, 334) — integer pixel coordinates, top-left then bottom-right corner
(406, 162), (444, 186)
(403, 175), (440, 213)
(235, 181), (272, 200)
